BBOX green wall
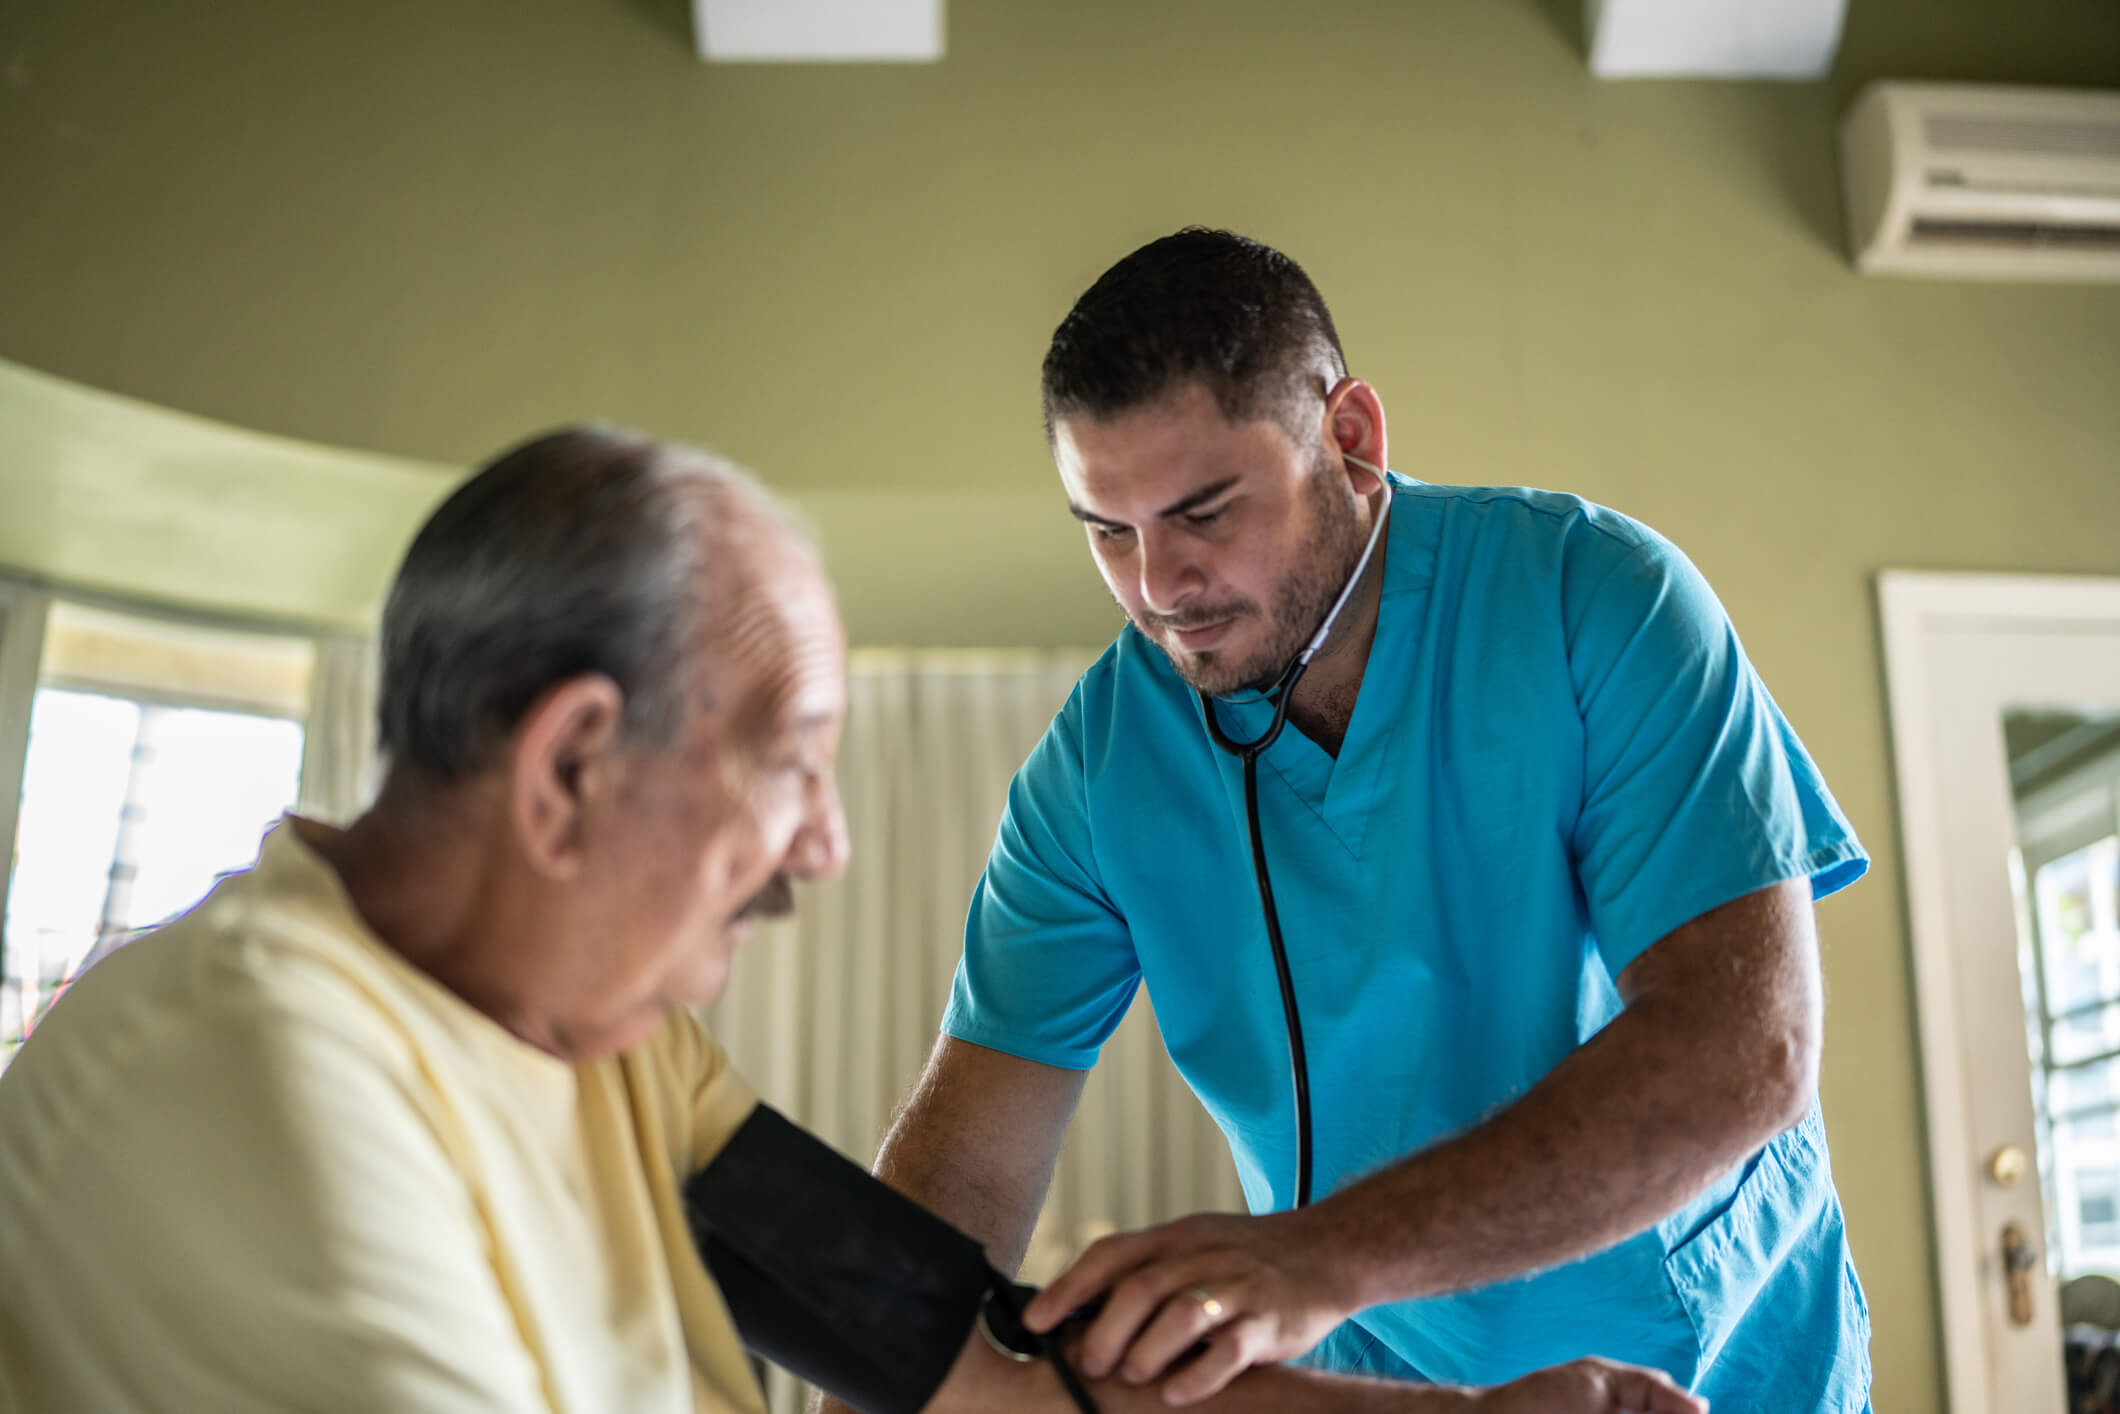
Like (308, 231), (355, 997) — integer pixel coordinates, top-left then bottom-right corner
(5, 0), (2120, 1405)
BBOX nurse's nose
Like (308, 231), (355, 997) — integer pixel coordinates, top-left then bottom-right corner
(1137, 527), (1207, 617)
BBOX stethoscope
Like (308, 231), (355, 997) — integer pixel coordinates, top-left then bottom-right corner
(1196, 454), (1394, 1210)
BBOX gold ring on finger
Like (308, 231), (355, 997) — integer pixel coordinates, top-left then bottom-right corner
(1187, 1287), (1225, 1321)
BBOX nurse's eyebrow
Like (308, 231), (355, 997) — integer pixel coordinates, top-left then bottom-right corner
(1156, 477), (1238, 519)
(1067, 502), (1125, 529)
(1068, 477), (1240, 528)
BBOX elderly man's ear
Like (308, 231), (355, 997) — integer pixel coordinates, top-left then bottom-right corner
(508, 674), (629, 880)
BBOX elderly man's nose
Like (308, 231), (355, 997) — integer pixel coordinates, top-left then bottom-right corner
(789, 782), (850, 881)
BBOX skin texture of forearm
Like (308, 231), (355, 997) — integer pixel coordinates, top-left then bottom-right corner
(1311, 879), (1822, 1313)
(928, 1329), (1469, 1414)
(871, 1037), (1086, 1272)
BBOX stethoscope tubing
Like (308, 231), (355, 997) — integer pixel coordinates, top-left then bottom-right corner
(1195, 461), (1393, 1210)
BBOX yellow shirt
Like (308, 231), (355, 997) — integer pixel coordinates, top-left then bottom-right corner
(0, 819), (766, 1414)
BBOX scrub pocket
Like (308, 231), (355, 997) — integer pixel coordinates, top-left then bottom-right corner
(1662, 1108), (1832, 1370)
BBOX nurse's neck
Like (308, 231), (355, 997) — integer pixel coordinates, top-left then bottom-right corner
(1286, 531), (1388, 758)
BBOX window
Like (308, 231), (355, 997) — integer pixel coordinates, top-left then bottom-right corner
(1, 601), (313, 1071)
(2081, 1169), (2120, 1256)
(2021, 827), (2120, 1277)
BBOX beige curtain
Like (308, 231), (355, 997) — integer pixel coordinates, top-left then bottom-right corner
(705, 649), (1245, 1414)
(296, 634), (379, 825)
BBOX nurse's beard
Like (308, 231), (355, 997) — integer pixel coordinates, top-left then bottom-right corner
(1153, 467), (1368, 698)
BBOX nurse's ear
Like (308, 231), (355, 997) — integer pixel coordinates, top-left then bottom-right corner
(1321, 377), (1388, 495)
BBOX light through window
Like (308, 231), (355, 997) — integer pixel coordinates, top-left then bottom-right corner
(1, 601), (313, 1071)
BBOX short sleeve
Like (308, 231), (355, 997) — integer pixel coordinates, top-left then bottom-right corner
(942, 689), (1142, 1070)
(1564, 527), (1867, 978)
(639, 1007), (760, 1173)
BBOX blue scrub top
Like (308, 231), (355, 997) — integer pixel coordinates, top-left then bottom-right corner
(944, 477), (1873, 1412)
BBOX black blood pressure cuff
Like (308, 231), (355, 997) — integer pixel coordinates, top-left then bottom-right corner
(683, 1104), (1096, 1414)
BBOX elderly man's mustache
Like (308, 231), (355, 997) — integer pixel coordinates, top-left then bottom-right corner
(734, 874), (796, 923)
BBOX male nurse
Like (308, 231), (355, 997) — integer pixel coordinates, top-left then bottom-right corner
(858, 229), (1872, 1414)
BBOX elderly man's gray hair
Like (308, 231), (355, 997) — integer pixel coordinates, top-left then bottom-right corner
(376, 426), (799, 782)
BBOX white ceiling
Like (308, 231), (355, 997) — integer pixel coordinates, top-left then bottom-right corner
(1586, 0), (1848, 80)
(692, 0), (944, 63)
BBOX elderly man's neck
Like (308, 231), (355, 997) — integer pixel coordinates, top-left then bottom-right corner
(305, 790), (657, 1064)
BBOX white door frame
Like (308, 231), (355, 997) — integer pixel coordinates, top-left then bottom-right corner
(0, 584), (51, 1007)
(1880, 569), (2120, 1414)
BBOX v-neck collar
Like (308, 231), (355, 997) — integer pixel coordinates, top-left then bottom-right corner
(1198, 475), (1430, 860)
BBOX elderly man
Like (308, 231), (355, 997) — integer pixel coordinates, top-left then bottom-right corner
(0, 428), (1698, 1414)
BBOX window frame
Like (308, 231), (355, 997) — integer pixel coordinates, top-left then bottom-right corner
(0, 583), (51, 1030)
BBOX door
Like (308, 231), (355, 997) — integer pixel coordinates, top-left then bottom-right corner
(1882, 571), (2120, 1414)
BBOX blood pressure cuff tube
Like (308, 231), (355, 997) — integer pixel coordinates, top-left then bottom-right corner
(682, 1104), (1022, 1414)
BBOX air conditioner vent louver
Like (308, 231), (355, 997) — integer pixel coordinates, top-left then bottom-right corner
(1842, 82), (2120, 281)
(1925, 170), (2120, 200)
(1924, 114), (2120, 159)
(1908, 219), (2120, 252)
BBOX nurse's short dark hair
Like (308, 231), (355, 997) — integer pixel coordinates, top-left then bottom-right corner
(1040, 228), (1348, 441)
(376, 426), (787, 783)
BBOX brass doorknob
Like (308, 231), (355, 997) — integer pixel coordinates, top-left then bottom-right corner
(1989, 1145), (2030, 1188)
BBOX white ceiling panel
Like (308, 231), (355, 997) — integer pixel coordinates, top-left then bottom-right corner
(1586, 0), (1847, 80)
(692, 0), (944, 63)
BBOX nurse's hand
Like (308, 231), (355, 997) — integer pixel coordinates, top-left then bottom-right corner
(1465, 1358), (1705, 1414)
(1021, 1209), (1351, 1404)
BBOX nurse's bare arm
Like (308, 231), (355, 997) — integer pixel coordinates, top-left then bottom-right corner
(877, 1035), (1087, 1268)
(928, 1330), (1705, 1414)
(809, 1036), (1087, 1414)
(1030, 878), (1818, 1402)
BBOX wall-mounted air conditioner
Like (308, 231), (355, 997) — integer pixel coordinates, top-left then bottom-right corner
(1839, 82), (2120, 282)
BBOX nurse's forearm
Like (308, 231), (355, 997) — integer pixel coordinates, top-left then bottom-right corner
(1313, 878), (1821, 1311)
(870, 1037), (1085, 1270)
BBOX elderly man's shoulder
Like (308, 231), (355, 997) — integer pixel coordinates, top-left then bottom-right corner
(0, 852), (448, 1194)
(0, 866), (477, 1339)
(37, 861), (425, 1065)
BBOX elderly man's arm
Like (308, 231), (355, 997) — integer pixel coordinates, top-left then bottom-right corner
(760, 1032), (1703, 1414)
(1028, 878), (1820, 1401)
(924, 1324), (1705, 1414)
(808, 1036), (1084, 1414)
